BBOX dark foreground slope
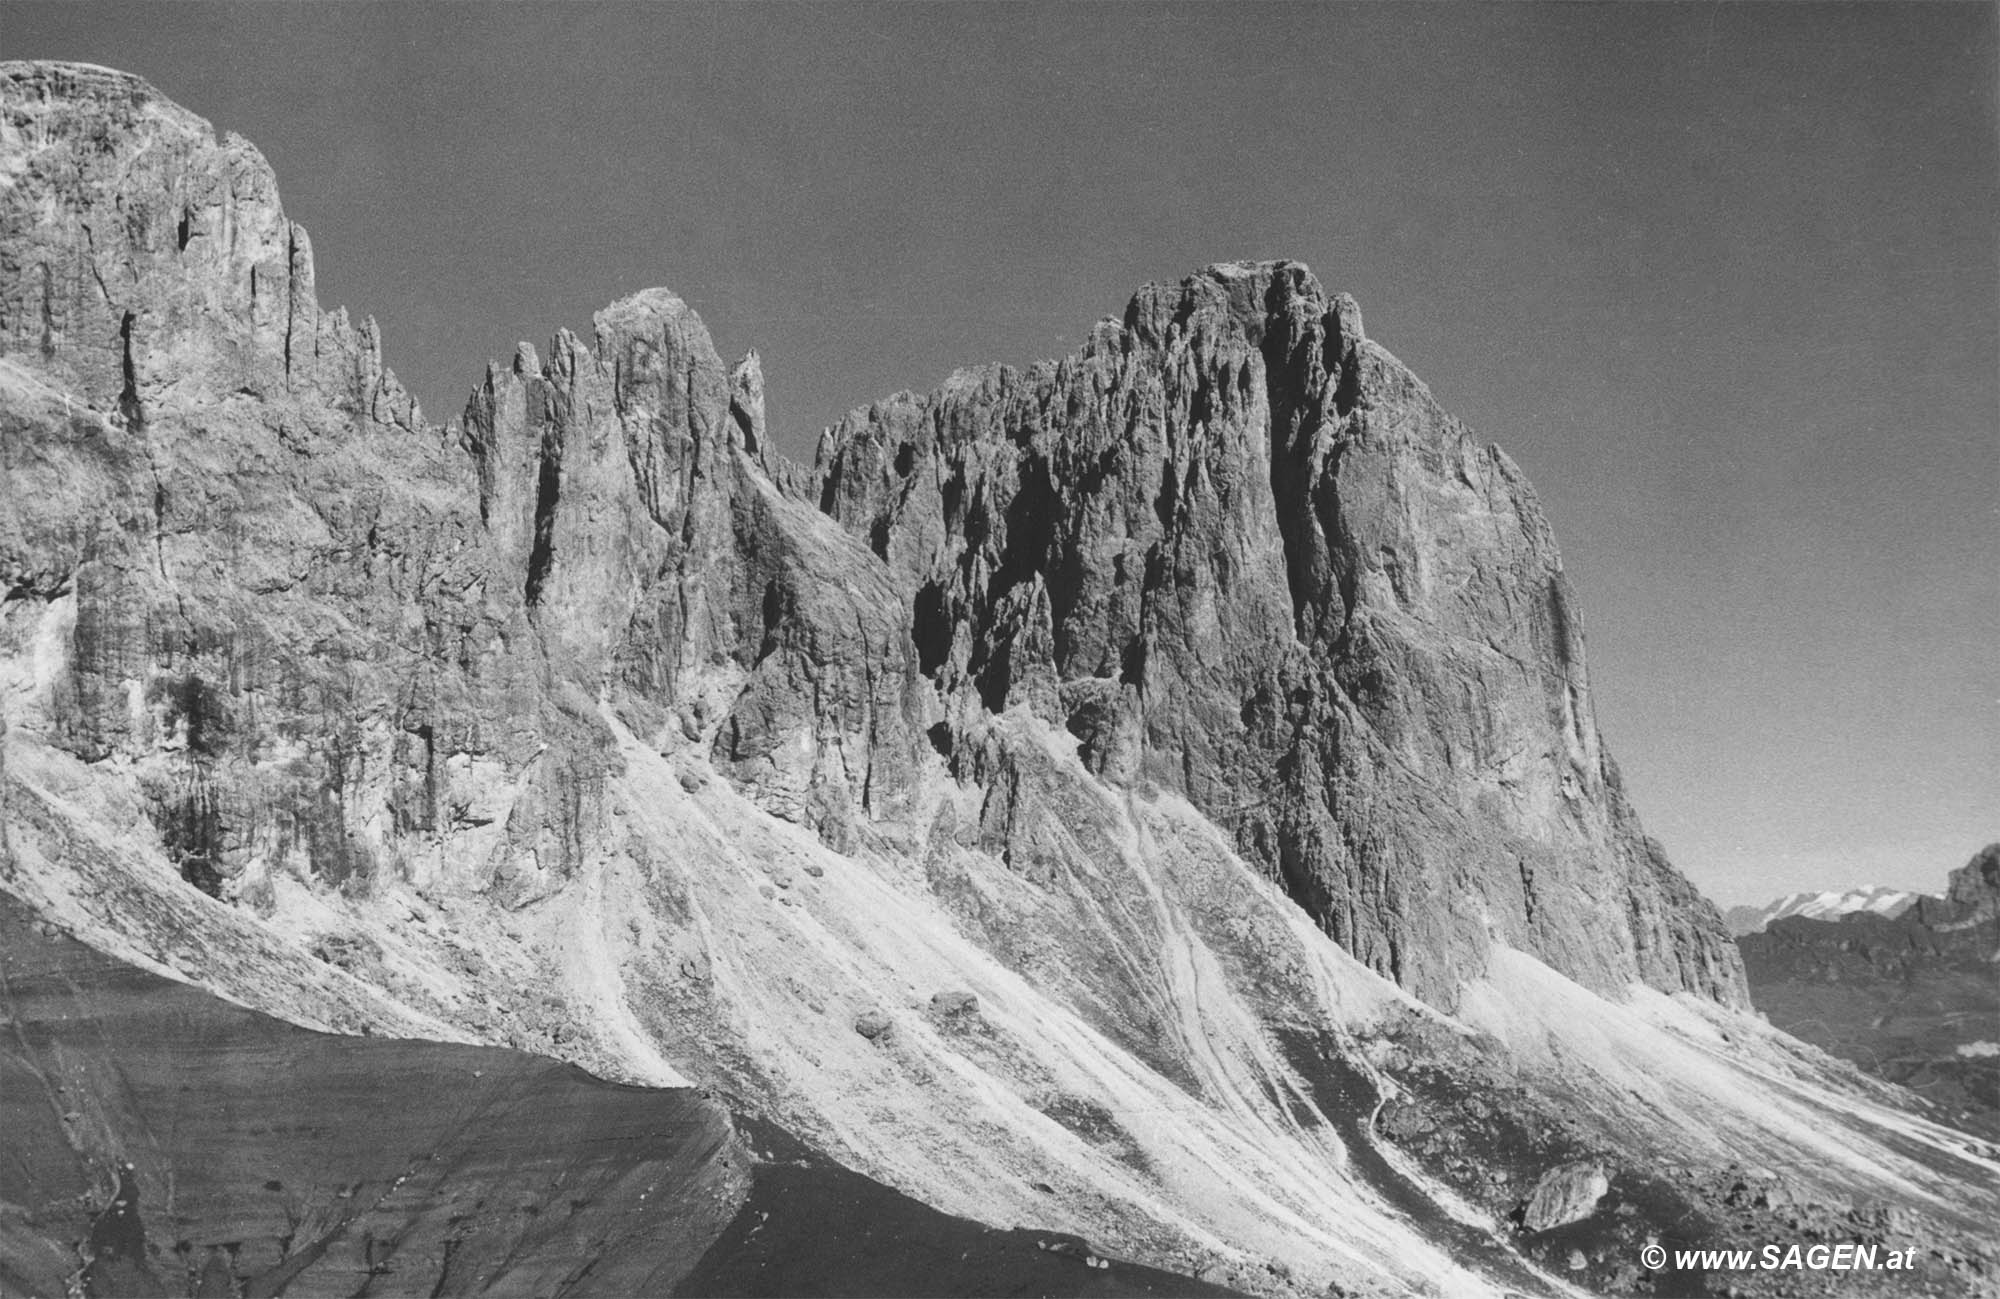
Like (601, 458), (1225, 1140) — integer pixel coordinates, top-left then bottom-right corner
(0, 893), (1228, 1298)
(1739, 845), (2000, 1141)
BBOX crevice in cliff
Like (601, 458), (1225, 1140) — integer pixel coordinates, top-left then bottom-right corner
(1318, 445), (1360, 642)
(38, 263), (56, 359)
(1330, 347), (1362, 419)
(281, 225), (297, 382)
(756, 579), (790, 664)
(1544, 578), (1576, 672)
(523, 426), (563, 608)
(77, 218), (117, 311)
(985, 454), (1060, 601)
(911, 581), (952, 676)
(973, 641), (1013, 713)
(157, 773), (225, 899)
(1263, 361), (1329, 644)
(117, 310), (144, 432)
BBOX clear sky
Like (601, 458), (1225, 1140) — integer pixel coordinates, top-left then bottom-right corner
(7, 3), (1994, 905)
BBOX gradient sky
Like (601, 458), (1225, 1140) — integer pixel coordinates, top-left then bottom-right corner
(8, 3), (1994, 905)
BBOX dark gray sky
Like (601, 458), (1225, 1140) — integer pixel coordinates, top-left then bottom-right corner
(9, 3), (1994, 905)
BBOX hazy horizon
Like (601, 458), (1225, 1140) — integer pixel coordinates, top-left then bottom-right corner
(7, 2), (1994, 907)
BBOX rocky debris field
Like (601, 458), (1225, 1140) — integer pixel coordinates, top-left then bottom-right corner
(1365, 1010), (1997, 1297)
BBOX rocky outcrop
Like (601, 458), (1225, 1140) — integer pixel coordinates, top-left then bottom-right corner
(1936, 842), (2000, 925)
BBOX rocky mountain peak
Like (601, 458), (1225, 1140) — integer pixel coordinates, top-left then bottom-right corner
(1944, 842), (2000, 920)
(1, 61), (420, 456)
(729, 348), (768, 457)
(796, 253), (1741, 1007)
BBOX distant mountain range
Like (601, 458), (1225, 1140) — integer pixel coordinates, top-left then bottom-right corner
(1736, 845), (2000, 1140)
(1724, 885), (1918, 936)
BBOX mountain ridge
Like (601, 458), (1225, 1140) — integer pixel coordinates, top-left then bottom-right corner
(0, 57), (1741, 1013)
(4, 59), (1995, 1298)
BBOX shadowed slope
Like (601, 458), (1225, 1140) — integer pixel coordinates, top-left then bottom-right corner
(0, 891), (741, 1297)
(0, 894), (1230, 1298)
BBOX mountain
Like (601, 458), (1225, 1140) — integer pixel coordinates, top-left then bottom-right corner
(1737, 845), (2000, 1141)
(3, 61), (1997, 1297)
(1725, 886), (1919, 937)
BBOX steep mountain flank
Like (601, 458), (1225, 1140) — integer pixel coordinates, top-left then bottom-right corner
(4, 62), (1996, 1298)
(1739, 845), (2000, 1140)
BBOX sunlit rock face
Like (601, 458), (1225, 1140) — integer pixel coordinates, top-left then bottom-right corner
(10, 59), (1993, 1299)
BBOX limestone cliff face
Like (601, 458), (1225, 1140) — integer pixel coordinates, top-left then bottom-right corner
(1, 62), (917, 927)
(802, 264), (1743, 1007)
(0, 60), (1736, 1014)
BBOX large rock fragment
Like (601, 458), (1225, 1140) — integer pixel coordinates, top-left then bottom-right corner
(1520, 1162), (1611, 1232)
